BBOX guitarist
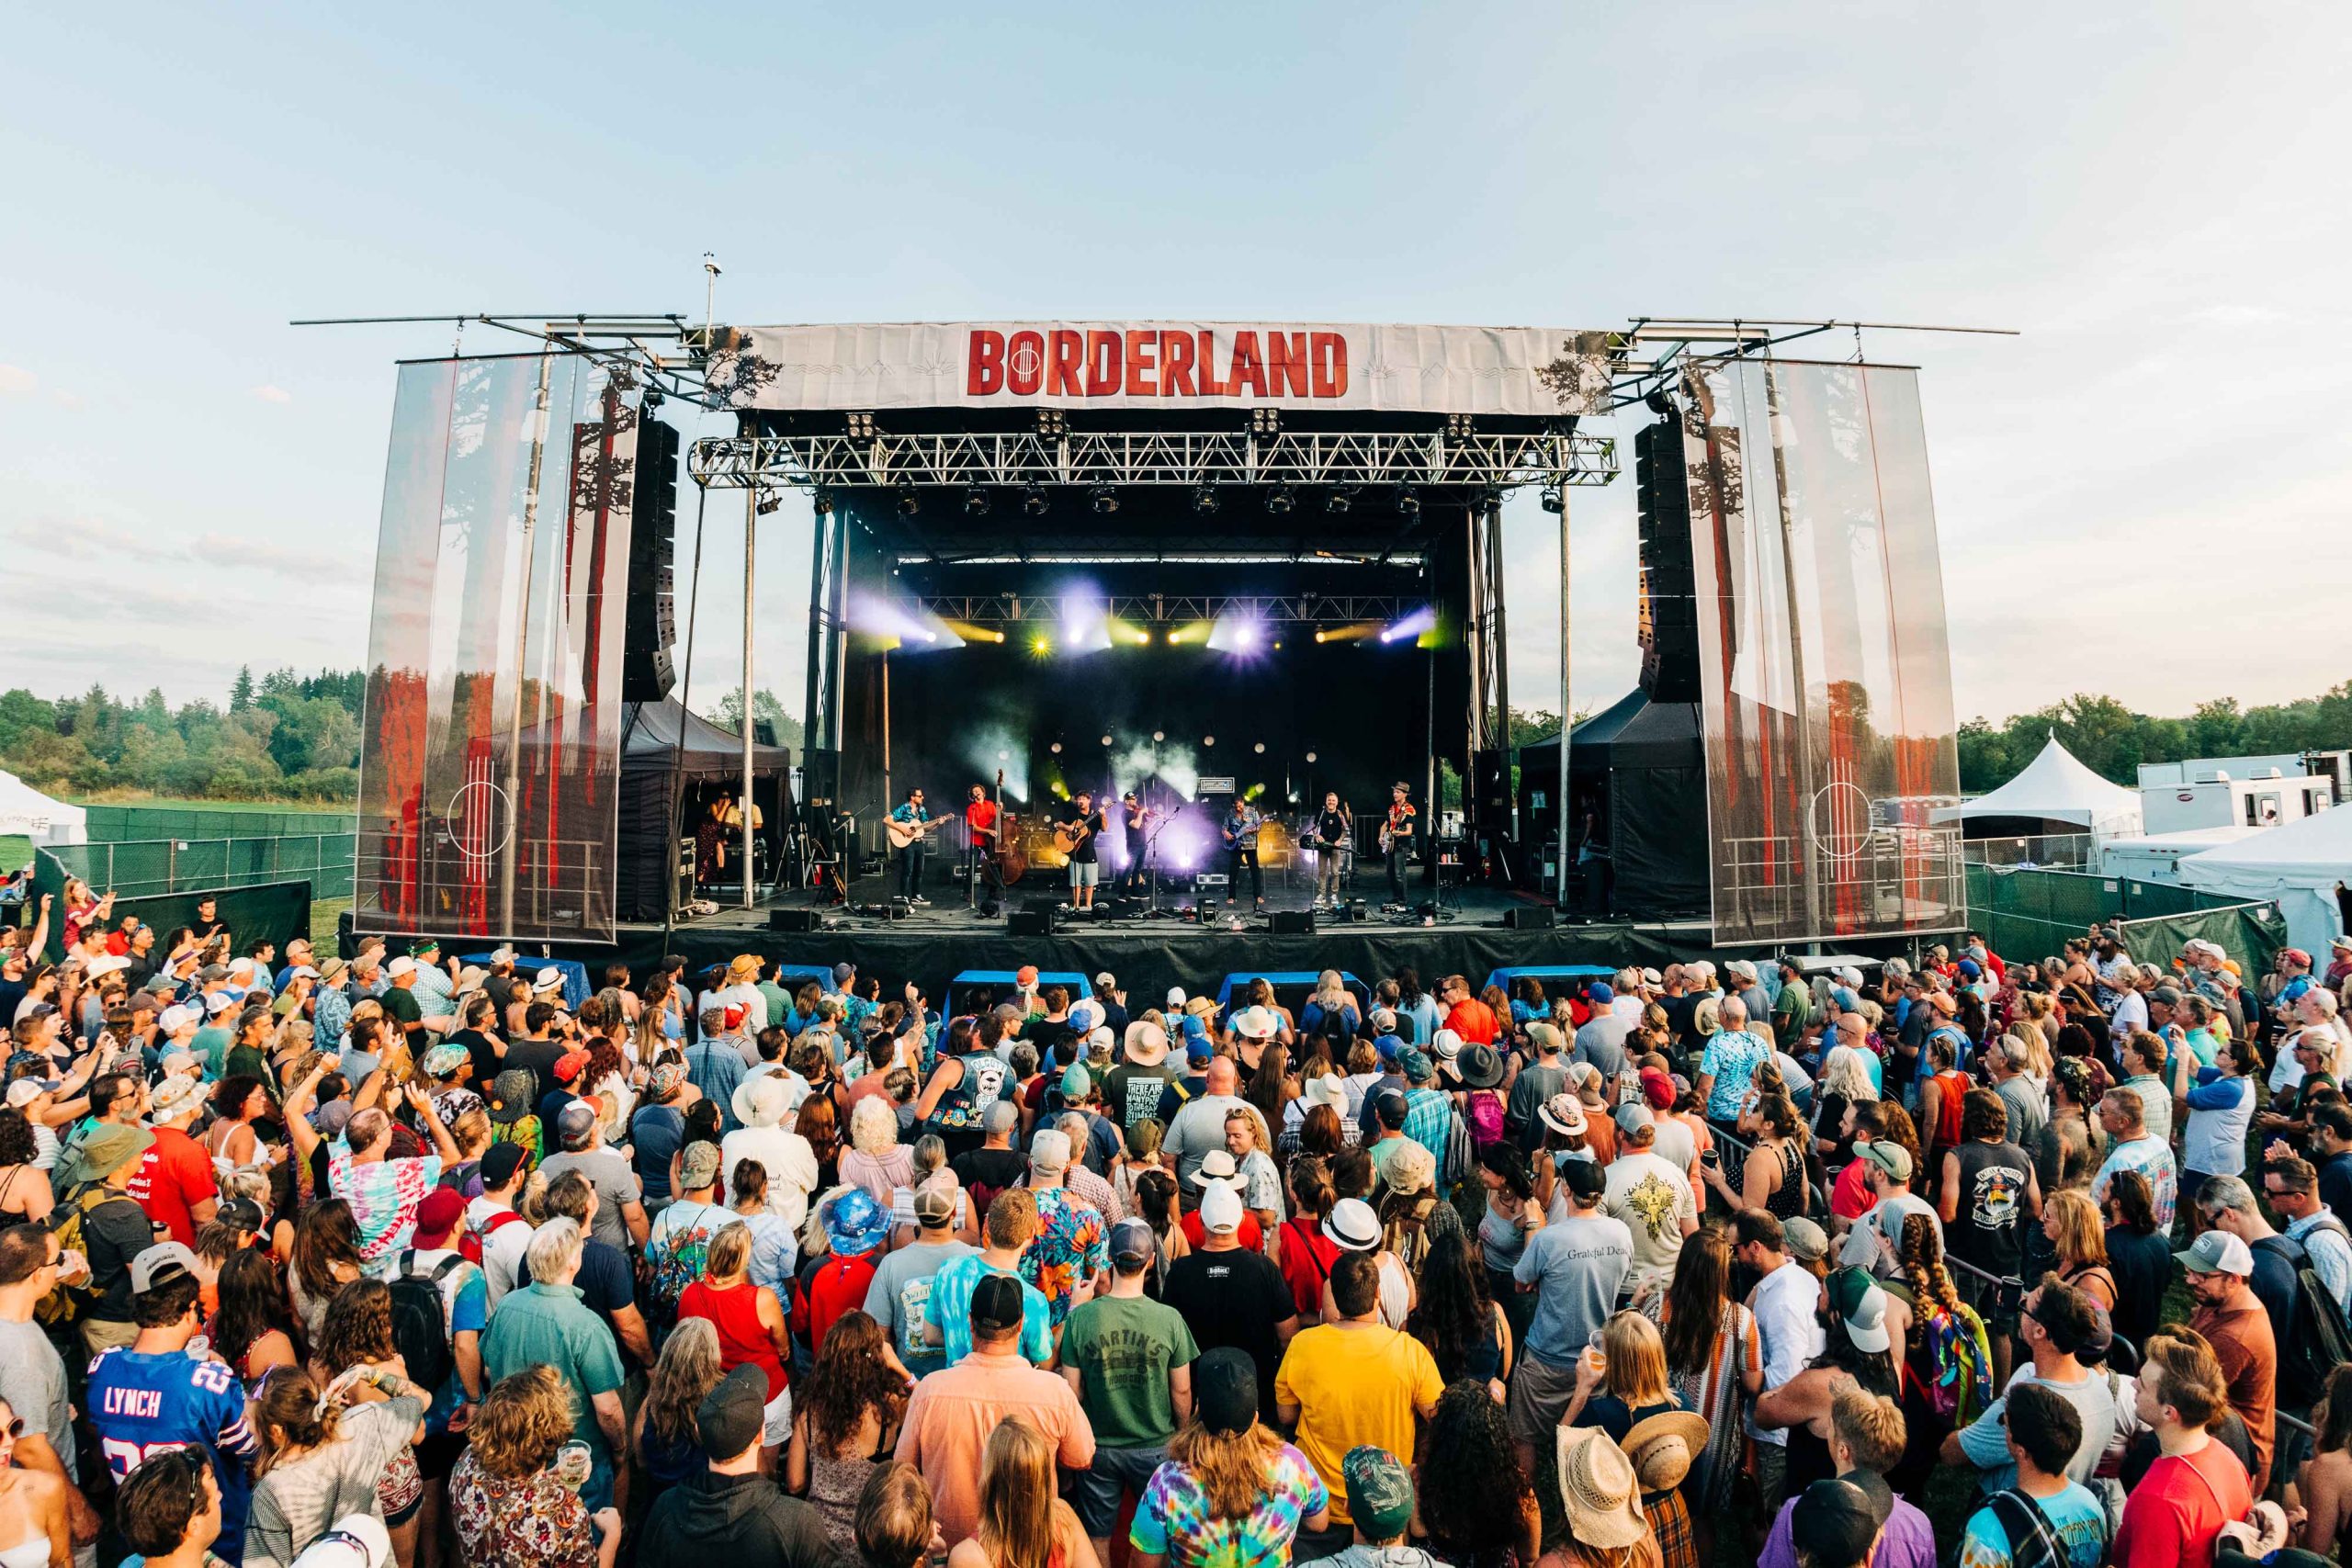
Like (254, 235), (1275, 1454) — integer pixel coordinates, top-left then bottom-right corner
(888, 786), (933, 906)
(1381, 781), (1418, 908)
(1057, 789), (1106, 911)
(964, 782), (1001, 891)
(1220, 796), (1265, 911)
(1311, 790), (1351, 908)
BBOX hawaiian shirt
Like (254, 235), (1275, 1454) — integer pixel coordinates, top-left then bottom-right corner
(312, 986), (353, 1052)
(1020, 1185), (1108, 1325)
(1130, 1443), (1328, 1568)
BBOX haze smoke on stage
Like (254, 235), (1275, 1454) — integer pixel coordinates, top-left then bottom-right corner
(848, 590), (960, 651)
(1058, 587), (1114, 654)
(963, 723), (1029, 802)
(1378, 605), (1437, 645)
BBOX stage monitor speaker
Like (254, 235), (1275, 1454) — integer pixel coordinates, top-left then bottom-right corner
(1269, 910), (1316, 934)
(623, 415), (683, 701)
(1504, 905), (1556, 931)
(768, 908), (820, 932)
(1634, 414), (1701, 703)
(1008, 908), (1056, 937)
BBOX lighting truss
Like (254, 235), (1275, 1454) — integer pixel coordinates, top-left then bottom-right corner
(689, 427), (1616, 491)
(883, 593), (1429, 629)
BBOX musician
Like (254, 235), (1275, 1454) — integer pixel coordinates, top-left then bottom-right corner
(1382, 782), (1418, 907)
(1310, 791), (1351, 908)
(888, 786), (932, 907)
(1118, 790), (1150, 893)
(964, 784), (1001, 887)
(1058, 790), (1107, 912)
(1220, 796), (1265, 910)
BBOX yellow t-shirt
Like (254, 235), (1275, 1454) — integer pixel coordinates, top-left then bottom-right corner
(1272, 1322), (1442, 1523)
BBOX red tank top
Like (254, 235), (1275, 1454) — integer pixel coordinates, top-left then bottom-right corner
(679, 1277), (786, 1402)
(1930, 1070), (1970, 1149)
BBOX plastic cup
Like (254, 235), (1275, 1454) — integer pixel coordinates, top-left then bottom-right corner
(552, 1439), (593, 1492)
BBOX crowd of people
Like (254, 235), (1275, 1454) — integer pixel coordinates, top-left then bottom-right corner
(6, 878), (2352, 1568)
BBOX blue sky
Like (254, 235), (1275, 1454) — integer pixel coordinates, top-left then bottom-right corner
(6, 3), (2348, 729)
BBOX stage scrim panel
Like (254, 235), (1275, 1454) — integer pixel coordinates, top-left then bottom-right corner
(356, 354), (637, 942)
(1684, 361), (1962, 944)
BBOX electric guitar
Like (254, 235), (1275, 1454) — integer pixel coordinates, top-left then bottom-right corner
(884, 815), (945, 850)
(1380, 806), (1415, 853)
(1221, 811), (1261, 850)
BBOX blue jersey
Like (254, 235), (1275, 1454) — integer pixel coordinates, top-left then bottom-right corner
(89, 1348), (258, 1560)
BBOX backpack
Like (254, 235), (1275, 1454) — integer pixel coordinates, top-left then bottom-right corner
(459, 1206), (525, 1268)
(39, 1181), (121, 1325)
(387, 1251), (465, 1395)
(1466, 1089), (1508, 1153)
(2257, 1222), (2352, 1396)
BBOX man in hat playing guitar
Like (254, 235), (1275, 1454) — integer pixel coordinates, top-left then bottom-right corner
(886, 786), (943, 906)
(1057, 790), (1107, 912)
(1380, 782), (1417, 909)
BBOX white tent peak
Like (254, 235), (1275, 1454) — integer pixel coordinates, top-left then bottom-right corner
(0, 771), (86, 847)
(1930, 736), (2143, 836)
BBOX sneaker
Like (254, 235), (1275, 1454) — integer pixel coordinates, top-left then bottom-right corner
(909, 896), (931, 907)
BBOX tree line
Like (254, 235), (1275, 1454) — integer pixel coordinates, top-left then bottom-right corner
(1958, 682), (2352, 793)
(0, 668), (365, 802)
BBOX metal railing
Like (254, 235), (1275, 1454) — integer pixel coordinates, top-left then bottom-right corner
(1962, 833), (2098, 870)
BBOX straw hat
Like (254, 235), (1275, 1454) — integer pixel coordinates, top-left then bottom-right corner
(1300, 1073), (1349, 1111)
(1555, 1427), (1646, 1550)
(1621, 1409), (1710, 1494)
(732, 1073), (790, 1129)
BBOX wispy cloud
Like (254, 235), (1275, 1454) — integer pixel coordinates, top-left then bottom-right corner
(0, 366), (34, 396)
(250, 384), (292, 404)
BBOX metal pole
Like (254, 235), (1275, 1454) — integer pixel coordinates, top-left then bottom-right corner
(500, 352), (554, 934)
(741, 487), (756, 909)
(880, 648), (892, 829)
(1558, 485), (1572, 908)
(1488, 494), (1515, 839)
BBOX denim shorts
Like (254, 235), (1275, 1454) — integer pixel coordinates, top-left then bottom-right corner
(1071, 1443), (1167, 1535)
(1069, 861), (1100, 887)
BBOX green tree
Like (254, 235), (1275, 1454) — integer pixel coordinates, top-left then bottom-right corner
(707, 688), (805, 750)
(229, 666), (255, 712)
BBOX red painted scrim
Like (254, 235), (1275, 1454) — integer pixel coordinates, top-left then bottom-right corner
(374, 669), (428, 922)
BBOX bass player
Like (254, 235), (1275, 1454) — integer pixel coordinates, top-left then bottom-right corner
(1310, 790), (1351, 908)
(964, 782), (1001, 893)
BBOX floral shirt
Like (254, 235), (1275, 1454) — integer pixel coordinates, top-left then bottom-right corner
(1021, 1186), (1109, 1325)
(1129, 1445), (1328, 1568)
(448, 1451), (596, 1568)
(313, 986), (353, 1052)
(326, 1139), (444, 1261)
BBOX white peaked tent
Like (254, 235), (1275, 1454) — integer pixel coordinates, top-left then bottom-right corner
(2177, 803), (2352, 957)
(0, 770), (86, 847)
(1930, 735), (2144, 840)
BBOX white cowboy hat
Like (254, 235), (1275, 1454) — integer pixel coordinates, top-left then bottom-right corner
(731, 1073), (790, 1129)
(1232, 1005), (1278, 1041)
(1300, 1073), (1349, 1111)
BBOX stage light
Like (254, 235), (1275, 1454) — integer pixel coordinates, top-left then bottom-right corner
(1192, 484), (1220, 515)
(1645, 388), (1675, 417)
(1022, 484), (1048, 517)
(1378, 606), (1438, 645)
(941, 619), (1005, 644)
(1089, 483), (1118, 515)
(1540, 482), (1565, 514)
(1152, 730), (1165, 742)
(1306, 751), (1317, 763)
(965, 489), (992, 517)
(1314, 629), (1325, 643)
(1395, 486), (1420, 520)
(1253, 742), (1265, 754)
(1265, 484), (1295, 515)
(1250, 407), (1281, 437)
(1444, 412), (1475, 441)
(1203, 735), (1216, 747)
(1100, 734), (1114, 747)
(1050, 742), (1062, 754)
(847, 412), (876, 440)
(811, 488), (834, 515)
(1236, 626), (1259, 649)
(1325, 486), (1354, 515)
(1037, 409), (1067, 438)
(998, 750), (1010, 761)
(1031, 634), (1052, 656)
(755, 491), (782, 515)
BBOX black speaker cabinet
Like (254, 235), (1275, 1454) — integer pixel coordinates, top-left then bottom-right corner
(1504, 905), (1556, 931)
(1009, 908), (1056, 937)
(768, 908), (820, 932)
(1269, 909), (1316, 934)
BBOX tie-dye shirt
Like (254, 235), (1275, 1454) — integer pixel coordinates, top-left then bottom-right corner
(1021, 1186), (1109, 1325)
(1129, 1444), (1328, 1568)
(326, 1140), (445, 1261)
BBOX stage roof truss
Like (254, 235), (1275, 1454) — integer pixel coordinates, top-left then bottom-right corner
(888, 592), (1423, 627)
(688, 427), (1616, 492)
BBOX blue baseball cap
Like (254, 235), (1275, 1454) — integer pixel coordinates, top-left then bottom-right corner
(1374, 1033), (1404, 1063)
(1957, 958), (1982, 979)
(1588, 982), (1614, 1004)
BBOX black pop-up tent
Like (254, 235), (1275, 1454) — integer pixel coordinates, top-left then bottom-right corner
(617, 699), (794, 922)
(1516, 689), (1710, 920)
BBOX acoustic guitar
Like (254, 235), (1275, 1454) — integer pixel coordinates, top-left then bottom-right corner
(884, 815), (945, 850)
(1053, 810), (1100, 857)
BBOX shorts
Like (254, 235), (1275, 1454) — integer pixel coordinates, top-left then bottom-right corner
(763, 1383), (794, 1447)
(1071, 1443), (1167, 1536)
(1506, 1349), (1582, 1450)
(1069, 861), (1099, 888)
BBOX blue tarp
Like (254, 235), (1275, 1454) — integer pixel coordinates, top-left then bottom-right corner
(1215, 971), (1370, 1016)
(1482, 964), (1613, 998)
(949, 969), (1093, 1013)
(460, 953), (594, 1010)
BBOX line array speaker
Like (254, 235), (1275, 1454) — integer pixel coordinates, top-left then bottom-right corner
(624, 414), (682, 701)
(1634, 414), (1701, 704)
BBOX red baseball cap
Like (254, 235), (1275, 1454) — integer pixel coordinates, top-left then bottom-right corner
(413, 1188), (467, 1249)
(1640, 1067), (1676, 1111)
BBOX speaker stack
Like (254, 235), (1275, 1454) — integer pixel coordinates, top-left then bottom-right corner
(1634, 413), (1701, 704)
(623, 415), (683, 701)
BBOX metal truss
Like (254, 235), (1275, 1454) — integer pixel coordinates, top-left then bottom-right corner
(899, 593), (1421, 626)
(689, 428), (1616, 491)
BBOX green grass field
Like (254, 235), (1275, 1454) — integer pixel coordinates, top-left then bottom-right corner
(0, 836), (28, 871)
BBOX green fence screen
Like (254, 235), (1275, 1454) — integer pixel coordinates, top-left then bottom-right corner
(1965, 863), (2286, 973)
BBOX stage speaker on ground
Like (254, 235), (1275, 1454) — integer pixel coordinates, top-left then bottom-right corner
(1269, 910), (1315, 935)
(1504, 905), (1556, 931)
(1009, 908), (1056, 937)
(1634, 413), (1701, 704)
(768, 908), (820, 932)
(623, 415), (683, 701)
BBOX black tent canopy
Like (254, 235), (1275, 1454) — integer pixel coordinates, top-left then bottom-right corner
(1516, 690), (1708, 921)
(616, 699), (793, 923)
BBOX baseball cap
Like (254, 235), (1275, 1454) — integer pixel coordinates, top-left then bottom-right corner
(911, 1184), (958, 1226)
(556, 1101), (598, 1151)
(412, 1188), (466, 1249)
(387, 956), (416, 980)
(130, 1241), (200, 1296)
(2177, 1229), (2254, 1278)
(678, 1141), (722, 1192)
(1342, 1447), (1416, 1541)
(1372, 1088), (1410, 1126)
(1640, 1067), (1676, 1111)
(1193, 1346), (1260, 1434)
(291, 1516), (393, 1568)
(696, 1364), (770, 1461)
(1109, 1217), (1157, 1268)
(1058, 1063), (1091, 1100)
(1782, 1216), (1831, 1266)
(1791, 1480), (1879, 1568)
(1560, 1156), (1609, 1202)
(1199, 1181), (1244, 1234)
(1613, 1101), (1656, 1135)
(481, 1140), (529, 1190)
(1030, 1127), (1072, 1172)
(1165, 987), (1186, 1008)
(4, 1079), (55, 1110)
(1857, 1140), (1913, 1183)
(969, 1272), (1027, 1334)
(1589, 981), (1615, 1004)
(1397, 1047), (1433, 1082)
(1826, 1266), (1892, 1352)
(218, 1196), (266, 1236)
